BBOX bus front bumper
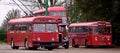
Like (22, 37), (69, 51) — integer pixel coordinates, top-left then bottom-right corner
(32, 42), (60, 47)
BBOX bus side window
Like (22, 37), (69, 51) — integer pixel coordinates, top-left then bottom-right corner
(89, 28), (92, 34)
(15, 24), (19, 31)
(21, 24), (27, 31)
(8, 25), (15, 31)
(29, 24), (32, 32)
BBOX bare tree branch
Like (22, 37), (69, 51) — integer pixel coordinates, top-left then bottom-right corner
(50, 0), (53, 6)
(54, 0), (57, 5)
(58, 0), (66, 6)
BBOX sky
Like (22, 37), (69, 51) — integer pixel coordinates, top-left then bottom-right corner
(0, 0), (34, 27)
(0, 0), (66, 27)
(0, 0), (19, 27)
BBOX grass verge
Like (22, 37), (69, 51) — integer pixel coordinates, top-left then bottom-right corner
(0, 41), (6, 44)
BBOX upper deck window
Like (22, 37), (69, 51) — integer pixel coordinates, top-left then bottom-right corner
(50, 11), (57, 16)
(59, 11), (66, 17)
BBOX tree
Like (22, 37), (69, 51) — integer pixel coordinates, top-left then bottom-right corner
(68, 0), (120, 45)
(19, 0), (67, 10)
(1, 9), (20, 31)
(0, 9), (20, 42)
(67, 0), (115, 23)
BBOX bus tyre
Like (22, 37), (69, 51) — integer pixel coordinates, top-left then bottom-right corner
(11, 39), (19, 49)
(64, 42), (69, 49)
(11, 39), (15, 49)
(85, 40), (89, 48)
(29, 47), (37, 50)
(25, 40), (29, 50)
(47, 47), (53, 50)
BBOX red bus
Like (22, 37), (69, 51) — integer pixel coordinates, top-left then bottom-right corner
(34, 6), (68, 24)
(7, 16), (69, 50)
(68, 21), (112, 47)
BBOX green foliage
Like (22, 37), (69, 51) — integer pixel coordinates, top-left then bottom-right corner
(0, 41), (5, 44)
(0, 9), (20, 42)
(67, 0), (120, 45)
(0, 29), (6, 42)
(37, 0), (66, 8)
(67, 0), (113, 22)
(1, 9), (20, 30)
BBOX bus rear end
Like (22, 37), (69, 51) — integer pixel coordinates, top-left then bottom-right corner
(69, 26), (88, 48)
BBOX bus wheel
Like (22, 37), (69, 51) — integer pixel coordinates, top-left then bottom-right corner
(85, 40), (89, 48)
(15, 46), (19, 49)
(45, 47), (53, 50)
(11, 39), (16, 49)
(29, 47), (37, 50)
(64, 42), (69, 49)
(47, 47), (53, 50)
(72, 39), (79, 48)
(25, 40), (29, 50)
(53, 46), (59, 49)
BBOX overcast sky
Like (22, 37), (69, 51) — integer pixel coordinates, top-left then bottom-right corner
(0, 0), (19, 26)
(0, 0), (66, 27)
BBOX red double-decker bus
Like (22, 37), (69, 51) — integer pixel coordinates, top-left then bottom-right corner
(34, 6), (69, 49)
(7, 16), (69, 50)
(68, 21), (112, 47)
(34, 6), (68, 24)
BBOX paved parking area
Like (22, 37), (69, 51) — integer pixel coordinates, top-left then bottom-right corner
(0, 44), (120, 53)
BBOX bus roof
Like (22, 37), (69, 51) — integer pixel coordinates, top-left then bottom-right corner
(69, 21), (111, 26)
(34, 6), (66, 14)
(8, 16), (57, 24)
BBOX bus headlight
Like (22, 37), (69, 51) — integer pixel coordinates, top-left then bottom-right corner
(52, 38), (55, 41)
(37, 38), (40, 41)
(109, 42), (111, 45)
(107, 36), (111, 41)
(95, 37), (98, 41)
(108, 38), (110, 41)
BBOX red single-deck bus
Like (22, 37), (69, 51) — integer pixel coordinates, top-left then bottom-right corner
(68, 21), (112, 47)
(7, 16), (69, 50)
(34, 6), (68, 24)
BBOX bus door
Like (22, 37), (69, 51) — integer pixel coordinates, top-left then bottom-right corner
(59, 25), (68, 43)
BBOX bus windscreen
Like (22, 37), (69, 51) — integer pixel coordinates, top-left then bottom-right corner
(33, 24), (58, 32)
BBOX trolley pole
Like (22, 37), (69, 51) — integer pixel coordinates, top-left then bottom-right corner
(45, 0), (48, 16)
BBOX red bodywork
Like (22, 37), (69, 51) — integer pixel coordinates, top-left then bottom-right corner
(7, 16), (60, 47)
(69, 21), (112, 47)
(34, 6), (68, 24)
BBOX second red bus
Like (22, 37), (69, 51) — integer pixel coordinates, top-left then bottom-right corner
(68, 21), (112, 47)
